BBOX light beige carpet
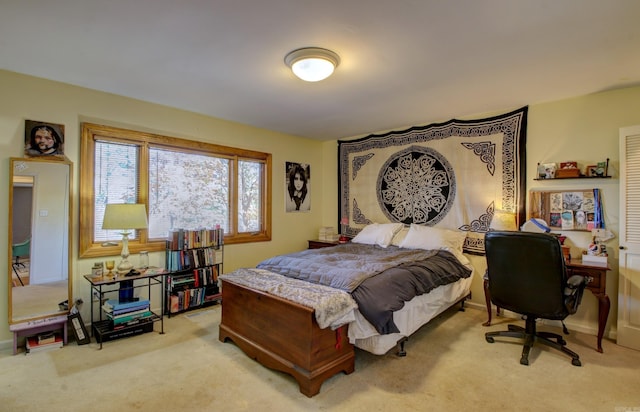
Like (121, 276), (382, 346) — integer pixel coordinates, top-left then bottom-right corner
(1, 305), (639, 412)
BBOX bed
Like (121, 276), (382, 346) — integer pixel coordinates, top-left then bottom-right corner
(218, 224), (474, 397)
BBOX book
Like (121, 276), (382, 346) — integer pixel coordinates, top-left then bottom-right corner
(105, 307), (150, 319)
(112, 315), (154, 329)
(103, 298), (150, 312)
(26, 335), (63, 353)
(169, 294), (180, 313)
(37, 332), (56, 344)
(109, 310), (153, 325)
(103, 302), (150, 316)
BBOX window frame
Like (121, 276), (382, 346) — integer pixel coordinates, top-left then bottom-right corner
(79, 123), (271, 258)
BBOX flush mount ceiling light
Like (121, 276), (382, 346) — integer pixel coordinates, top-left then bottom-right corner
(284, 47), (340, 82)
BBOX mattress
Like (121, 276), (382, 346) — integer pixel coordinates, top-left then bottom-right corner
(349, 275), (473, 355)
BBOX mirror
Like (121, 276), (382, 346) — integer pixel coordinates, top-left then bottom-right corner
(8, 157), (72, 324)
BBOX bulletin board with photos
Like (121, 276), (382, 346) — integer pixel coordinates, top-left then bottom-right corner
(528, 189), (604, 231)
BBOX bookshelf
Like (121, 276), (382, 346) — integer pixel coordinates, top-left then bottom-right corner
(165, 228), (224, 316)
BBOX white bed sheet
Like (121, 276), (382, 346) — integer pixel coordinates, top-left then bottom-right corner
(348, 267), (474, 355)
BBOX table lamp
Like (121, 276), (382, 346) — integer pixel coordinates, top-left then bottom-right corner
(102, 203), (148, 275)
(489, 209), (517, 231)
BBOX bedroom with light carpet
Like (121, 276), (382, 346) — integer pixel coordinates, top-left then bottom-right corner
(1, 305), (639, 412)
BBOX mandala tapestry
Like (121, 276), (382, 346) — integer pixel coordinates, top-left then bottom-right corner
(338, 107), (528, 255)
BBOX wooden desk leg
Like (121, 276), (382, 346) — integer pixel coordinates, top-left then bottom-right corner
(594, 293), (610, 353)
(483, 279), (501, 327)
(483, 279), (492, 326)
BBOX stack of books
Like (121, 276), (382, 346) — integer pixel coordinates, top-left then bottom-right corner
(102, 299), (153, 329)
(26, 333), (63, 354)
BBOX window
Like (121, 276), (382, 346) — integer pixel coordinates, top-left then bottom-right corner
(80, 123), (271, 258)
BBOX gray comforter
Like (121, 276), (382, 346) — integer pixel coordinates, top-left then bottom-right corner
(257, 244), (472, 334)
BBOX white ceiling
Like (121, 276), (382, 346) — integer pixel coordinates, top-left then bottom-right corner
(2, 1), (640, 141)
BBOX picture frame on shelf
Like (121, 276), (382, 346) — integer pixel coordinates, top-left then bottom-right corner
(536, 164), (547, 179)
(586, 165), (599, 177)
(541, 163), (557, 179)
(595, 160), (608, 177)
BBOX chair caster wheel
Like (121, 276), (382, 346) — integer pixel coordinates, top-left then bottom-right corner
(520, 357), (529, 365)
(486, 336), (494, 343)
(572, 359), (582, 367)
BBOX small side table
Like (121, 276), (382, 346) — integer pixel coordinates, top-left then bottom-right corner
(9, 315), (68, 355)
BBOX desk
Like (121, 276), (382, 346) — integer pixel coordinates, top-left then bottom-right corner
(483, 259), (610, 353)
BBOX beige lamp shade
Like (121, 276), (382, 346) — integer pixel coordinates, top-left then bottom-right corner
(102, 203), (148, 230)
(490, 209), (517, 231)
(102, 203), (148, 275)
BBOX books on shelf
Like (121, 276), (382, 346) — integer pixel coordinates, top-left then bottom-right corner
(103, 299), (150, 313)
(26, 334), (63, 353)
(166, 227), (224, 251)
(102, 298), (153, 329)
(168, 286), (220, 313)
(38, 331), (57, 345)
(166, 247), (223, 272)
(167, 266), (219, 289)
(165, 227), (223, 315)
(106, 307), (153, 323)
(111, 314), (155, 329)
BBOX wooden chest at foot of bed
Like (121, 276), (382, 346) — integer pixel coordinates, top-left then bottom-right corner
(218, 279), (355, 397)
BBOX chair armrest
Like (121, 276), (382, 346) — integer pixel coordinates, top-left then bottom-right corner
(564, 275), (591, 314)
(564, 275), (590, 295)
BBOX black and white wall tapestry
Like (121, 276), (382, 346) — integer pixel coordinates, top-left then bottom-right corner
(338, 107), (527, 254)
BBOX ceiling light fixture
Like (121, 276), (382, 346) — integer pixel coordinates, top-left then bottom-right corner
(284, 47), (340, 82)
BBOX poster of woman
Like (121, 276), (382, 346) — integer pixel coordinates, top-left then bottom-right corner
(24, 120), (65, 157)
(285, 161), (310, 212)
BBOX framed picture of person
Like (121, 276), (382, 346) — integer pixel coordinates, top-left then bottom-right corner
(285, 161), (310, 212)
(24, 120), (65, 157)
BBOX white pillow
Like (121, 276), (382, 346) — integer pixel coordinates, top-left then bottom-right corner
(351, 223), (404, 248)
(398, 224), (467, 252)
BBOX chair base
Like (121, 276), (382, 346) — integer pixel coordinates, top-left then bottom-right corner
(485, 318), (582, 367)
(11, 263), (25, 287)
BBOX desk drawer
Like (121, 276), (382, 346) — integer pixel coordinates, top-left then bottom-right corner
(568, 268), (602, 290)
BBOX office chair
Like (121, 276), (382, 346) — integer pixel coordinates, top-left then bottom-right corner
(484, 231), (590, 366)
(11, 238), (30, 286)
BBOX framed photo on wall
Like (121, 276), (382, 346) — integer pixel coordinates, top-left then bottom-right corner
(24, 120), (65, 157)
(285, 161), (310, 212)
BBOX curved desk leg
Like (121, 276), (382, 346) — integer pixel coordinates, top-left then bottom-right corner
(483, 278), (501, 327)
(483, 279), (492, 326)
(594, 293), (610, 353)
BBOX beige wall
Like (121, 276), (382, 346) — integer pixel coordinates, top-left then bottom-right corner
(2, 68), (640, 346)
(322, 85), (640, 340)
(0, 70), (325, 342)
